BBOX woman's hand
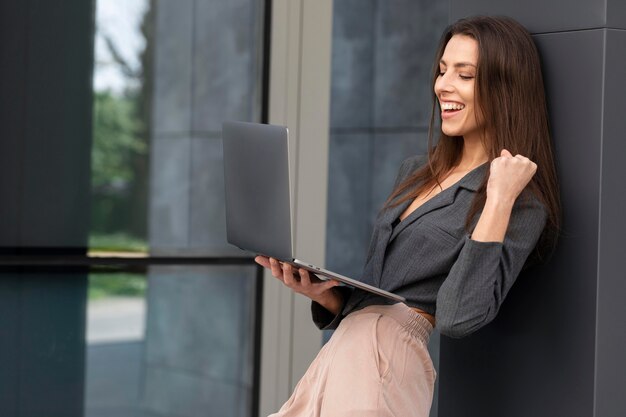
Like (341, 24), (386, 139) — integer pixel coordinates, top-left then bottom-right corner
(254, 256), (343, 315)
(487, 149), (537, 205)
(471, 149), (537, 243)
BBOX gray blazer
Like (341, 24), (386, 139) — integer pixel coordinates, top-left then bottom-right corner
(312, 155), (547, 338)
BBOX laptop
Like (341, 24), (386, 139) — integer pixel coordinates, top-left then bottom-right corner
(222, 121), (405, 302)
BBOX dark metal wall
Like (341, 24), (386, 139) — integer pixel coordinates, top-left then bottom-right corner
(439, 1), (626, 416)
(0, 0), (94, 415)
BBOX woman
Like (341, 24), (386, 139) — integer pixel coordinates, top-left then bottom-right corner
(256, 15), (560, 417)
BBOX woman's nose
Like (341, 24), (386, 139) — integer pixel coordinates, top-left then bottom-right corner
(435, 73), (454, 94)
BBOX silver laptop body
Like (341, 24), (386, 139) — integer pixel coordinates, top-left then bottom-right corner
(222, 121), (404, 302)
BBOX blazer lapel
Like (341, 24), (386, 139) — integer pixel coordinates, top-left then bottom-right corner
(385, 161), (488, 243)
(388, 186), (457, 243)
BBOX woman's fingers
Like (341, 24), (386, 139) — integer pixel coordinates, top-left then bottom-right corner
(255, 255), (271, 268)
(282, 262), (296, 286)
(269, 257), (284, 279)
(488, 150), (539, 202)
(261, 259), (340, 300)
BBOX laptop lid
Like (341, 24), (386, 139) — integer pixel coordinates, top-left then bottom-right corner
(222, 121), (294, 261)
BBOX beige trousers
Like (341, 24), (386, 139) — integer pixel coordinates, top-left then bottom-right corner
(269, 303), (436, 417)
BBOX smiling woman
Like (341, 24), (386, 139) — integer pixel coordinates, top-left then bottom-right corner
(257, 15), (561, 417)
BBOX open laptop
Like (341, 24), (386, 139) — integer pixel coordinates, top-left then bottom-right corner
(222, 121), (404, 302)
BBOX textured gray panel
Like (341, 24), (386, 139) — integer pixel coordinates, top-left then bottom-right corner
(189, 137), (242, 255)
(325, 134), (372, 279)
(18, 0), (93, 248)
(18, 274), (87, 417)
(143, 266), (255, 417)
(595, 28), (626, 417)
(329, 0), (375, 129)
(192, 0), (263, 132)
(439, 30), (605, 417)
(371, 132), (428, 219)
(607, 0), (626, 29)
(85, 342), (144, 414)
(152, 0), (193, 135)
(374, 0), (447, 128)
(450, 0), (607, 33)
(0, 276), (19, 415)
(149, 138), (191, 250)
(0, 0), (25, 247)
(142, 366), (248, 417)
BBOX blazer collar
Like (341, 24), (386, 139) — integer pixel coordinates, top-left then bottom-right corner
(456, 161), (489, 192)
(382, 161), (489, 241)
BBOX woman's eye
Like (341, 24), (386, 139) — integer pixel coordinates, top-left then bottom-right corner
(459, 74), (474, 80)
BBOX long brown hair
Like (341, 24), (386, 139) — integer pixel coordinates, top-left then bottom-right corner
(386, 16), (561, 259)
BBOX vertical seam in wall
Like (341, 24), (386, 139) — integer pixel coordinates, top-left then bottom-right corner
(593, 27), (607, 417)
(187, 0), (197, 248)
(17, 1), (30, 250)
(17, 277), (23, 417)
(367, 0), (378, 230)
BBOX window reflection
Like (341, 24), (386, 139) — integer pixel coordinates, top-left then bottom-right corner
(86, 0), (266, 415)
(91, 0), (150, 254)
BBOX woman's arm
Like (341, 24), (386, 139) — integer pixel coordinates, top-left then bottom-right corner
(436, 150), (546, 338)
(472, 149), (538, 243)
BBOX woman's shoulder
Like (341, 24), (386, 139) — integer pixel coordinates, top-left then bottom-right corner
(394, 154), (428, 187)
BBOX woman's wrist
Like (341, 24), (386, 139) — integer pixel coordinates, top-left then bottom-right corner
(484, 194), (516, 212)
(313, 287), (343, 316)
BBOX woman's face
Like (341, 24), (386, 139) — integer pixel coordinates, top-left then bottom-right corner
(434, 34), (484, 140)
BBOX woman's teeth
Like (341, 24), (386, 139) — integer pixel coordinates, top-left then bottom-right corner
(441, 102), (465, 111)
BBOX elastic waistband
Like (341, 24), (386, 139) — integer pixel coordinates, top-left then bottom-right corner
(351, 303), (433, 345)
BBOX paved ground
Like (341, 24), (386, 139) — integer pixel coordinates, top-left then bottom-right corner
(85, 297), (151, 417)
(87, 297), (146, 344)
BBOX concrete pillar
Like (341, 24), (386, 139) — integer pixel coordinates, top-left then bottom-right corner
(438, 2), (626, 416)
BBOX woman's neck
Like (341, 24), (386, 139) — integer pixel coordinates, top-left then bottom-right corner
(457, 134), (489, 171)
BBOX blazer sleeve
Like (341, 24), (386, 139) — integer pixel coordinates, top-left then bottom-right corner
(435, 194), (548, 338)
(310, 154), (427, 330)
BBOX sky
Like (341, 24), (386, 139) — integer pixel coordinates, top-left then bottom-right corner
(93, 0), (148, 93)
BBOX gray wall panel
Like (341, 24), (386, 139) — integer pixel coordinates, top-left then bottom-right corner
(143, 266), (255, 417)
(0, 277), (19, 416)
(595, 28), (626, 417)
(374, 0), (445, 128)
(0, 0), (26, 247)
(330, 0), (375, 129)
(192, 0), (263, 133)
(371, 132), (429, 217)
(18, 275), (87, 417)
(149, 138), (192, 251)
(152, 0), (194, 135)
(326, 134), (373, 279)
(450, 0), (606, 33)
(189, 138), (242, 255)
(439, 29), (605, 417)
(18, 0), (93, 248)
(607, 0), (626, 29)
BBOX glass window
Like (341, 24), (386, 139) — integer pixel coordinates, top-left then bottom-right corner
(86, 0), (268, 416)
(85, 265), (260, 417)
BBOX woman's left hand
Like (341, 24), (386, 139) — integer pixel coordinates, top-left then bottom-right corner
(486, 149), (537, 205)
